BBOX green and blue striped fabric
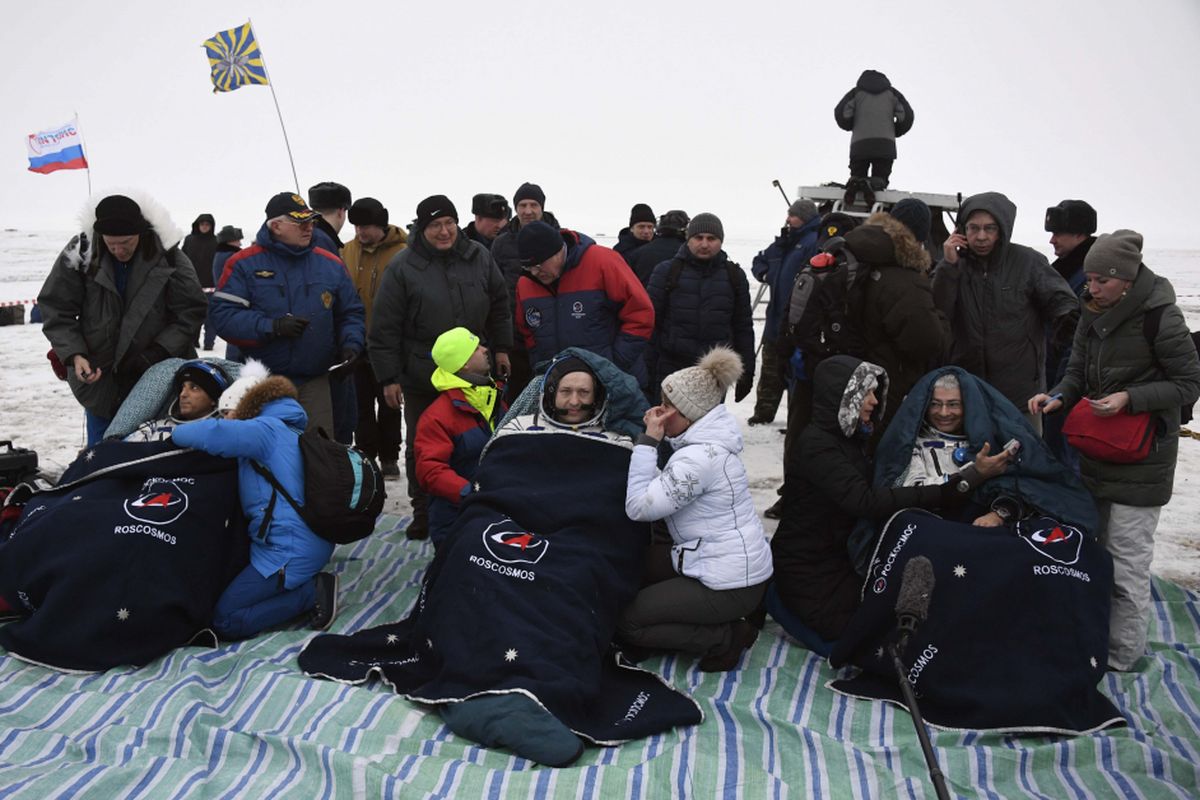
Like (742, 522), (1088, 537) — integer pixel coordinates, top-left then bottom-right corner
(1, 514), (1198, 798)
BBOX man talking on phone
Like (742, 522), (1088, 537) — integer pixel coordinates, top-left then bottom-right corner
(931, 192), (1079, 433)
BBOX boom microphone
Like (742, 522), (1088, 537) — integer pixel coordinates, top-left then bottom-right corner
(888, 554), (951, 800)
(895, 556), (935, 638)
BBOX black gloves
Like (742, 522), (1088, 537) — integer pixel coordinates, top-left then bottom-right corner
(328, 348), (359, 379)
(734, 374), (754, 403)
(273, 316), (310, 338)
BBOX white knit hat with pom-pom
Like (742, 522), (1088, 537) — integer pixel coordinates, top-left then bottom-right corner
(661, 346), (744, 422)
(217, 359), (270, 414)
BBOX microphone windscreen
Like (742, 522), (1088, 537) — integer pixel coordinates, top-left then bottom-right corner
(895, 556), (935, 624)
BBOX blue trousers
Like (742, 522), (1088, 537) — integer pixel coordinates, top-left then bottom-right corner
(765, 583), (836, 658)
(213, 564), (317, 640)
(84, 410), (112, 446)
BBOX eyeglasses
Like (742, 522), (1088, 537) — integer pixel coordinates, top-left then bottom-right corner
(280, 217), (315, 227)
(965, 223), (999, 235)
(425, 220), (457, 233)
(928, 400), (962, 411)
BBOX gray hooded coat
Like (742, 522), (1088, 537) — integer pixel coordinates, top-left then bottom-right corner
(834, 70), (914, 160)
(931, 192), (1079, 410)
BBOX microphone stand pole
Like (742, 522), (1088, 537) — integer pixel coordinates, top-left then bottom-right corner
(889, 638), (951, 800)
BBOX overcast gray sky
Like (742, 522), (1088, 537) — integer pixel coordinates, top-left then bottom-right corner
(3, 0), (1199, 250)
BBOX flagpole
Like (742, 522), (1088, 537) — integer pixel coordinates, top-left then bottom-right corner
(74, 110), (92, 197)
(248, 20), (301, 195)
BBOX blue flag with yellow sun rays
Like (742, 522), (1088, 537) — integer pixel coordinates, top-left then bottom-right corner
(203, 22), (269, 93)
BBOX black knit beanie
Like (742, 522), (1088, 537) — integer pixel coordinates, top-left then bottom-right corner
(513, 182), (546, 208)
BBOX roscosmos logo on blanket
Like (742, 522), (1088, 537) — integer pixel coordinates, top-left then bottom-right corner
(124, 478), (190, 526)
(482, 522), (549, 565)
(1018, 520), (1083, 566)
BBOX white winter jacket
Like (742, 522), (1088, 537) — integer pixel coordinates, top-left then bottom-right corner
(625, 404), (773, 591)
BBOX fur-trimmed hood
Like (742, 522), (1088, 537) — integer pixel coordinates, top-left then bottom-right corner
(231, 375), (300, 421)
(867, 211), (932, 272)
(61, 190), (185, 273)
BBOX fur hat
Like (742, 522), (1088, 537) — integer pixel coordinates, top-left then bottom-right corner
(1084, 229), (1143, 281)
(629, 203), (656, 226)
(216, 225), (243, 244)
(307, 181), (351, 210)
(218, 359), (271, 416)
(348, 197), (388, 228)
(889, 198), (932, 242)
(513, 182), (546, 208)
(472, 193), (510, 219)
(657, 210), (690, 235)
(94, 195), (150, 235)
(661, 346), (743, 422)
(415, 195), (458, 231)
(432, 327), (480, 375)
(686, 212), (724, 241)
(788, 199), (818, 223)
(1044, 200), (1097, 235)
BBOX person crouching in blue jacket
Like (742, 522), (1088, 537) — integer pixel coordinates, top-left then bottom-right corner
(172, 359), (338, 638)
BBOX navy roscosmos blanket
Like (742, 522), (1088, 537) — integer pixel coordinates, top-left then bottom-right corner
(829, 509), (1123, 735)
(0, 440), (247, 671)
(300, 430), (703, 744)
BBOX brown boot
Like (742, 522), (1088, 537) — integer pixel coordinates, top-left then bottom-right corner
(698, 619), (759, 672)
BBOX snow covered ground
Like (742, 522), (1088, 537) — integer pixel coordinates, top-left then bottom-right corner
(1, 228), (1197, 588)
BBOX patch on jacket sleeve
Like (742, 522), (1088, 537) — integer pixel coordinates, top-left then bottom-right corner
(253, 270), (275, 279)
(663, 463), (700, 505)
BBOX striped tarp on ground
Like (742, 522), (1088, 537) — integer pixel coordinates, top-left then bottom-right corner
(1, 514), (1198, 799)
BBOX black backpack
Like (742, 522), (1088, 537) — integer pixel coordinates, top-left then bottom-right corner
(251, 428), (385, 544)
(1142, 305), (1199, 426)
(786, 236), (869, 364)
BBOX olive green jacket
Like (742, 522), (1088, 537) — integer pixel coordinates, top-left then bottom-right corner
(1051, 266), (1200, 506)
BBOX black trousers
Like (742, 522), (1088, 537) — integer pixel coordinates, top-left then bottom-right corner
(353, 358), (402, 463)
(849, 157), (893, 185)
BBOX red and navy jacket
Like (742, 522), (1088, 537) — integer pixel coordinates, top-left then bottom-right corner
(416, 387), (506, 545)
(515, 230), (654, 386)
(211, 221), (365, 379)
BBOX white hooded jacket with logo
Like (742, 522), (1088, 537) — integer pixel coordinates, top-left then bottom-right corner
(625, 404), (773, 591)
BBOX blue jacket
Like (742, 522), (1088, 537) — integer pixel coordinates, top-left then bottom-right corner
(210, 222), (365, 379)
(754, 216), (822, 343)
(172, 397), (334, 588)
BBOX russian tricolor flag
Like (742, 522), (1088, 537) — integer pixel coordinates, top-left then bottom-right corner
(26, 117), (89, 174)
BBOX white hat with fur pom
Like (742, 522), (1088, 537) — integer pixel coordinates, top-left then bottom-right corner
(217, 359), (271, 415)
(661, 346), (744, 422)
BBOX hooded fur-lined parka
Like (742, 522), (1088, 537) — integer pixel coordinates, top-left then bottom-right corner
(852, 213), (948, 423)
(38, 192), (208, 419)
(171, 376), (334, 588)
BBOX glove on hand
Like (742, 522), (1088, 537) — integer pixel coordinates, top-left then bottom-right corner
(273, 316), (310, 338)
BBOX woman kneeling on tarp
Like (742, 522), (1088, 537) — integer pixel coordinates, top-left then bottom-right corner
(768, 357), (1014, 656)
(619, 347), (773, 672)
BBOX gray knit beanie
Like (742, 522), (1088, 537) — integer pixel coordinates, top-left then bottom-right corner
(686, 212), (724, 241)
(1084, 229), (1143, 281)
(661, 346), (743, 422)
(788, 199), (818, 223)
